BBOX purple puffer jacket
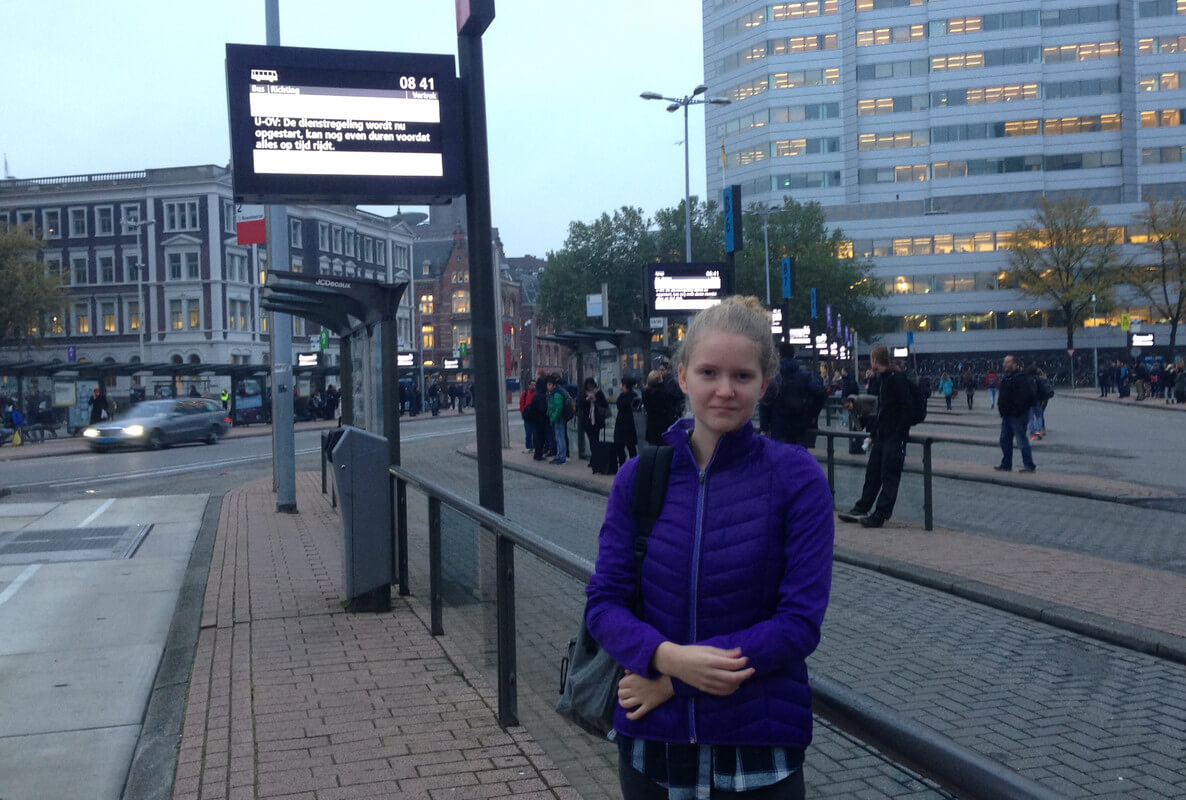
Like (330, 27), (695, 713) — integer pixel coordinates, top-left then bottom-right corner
(585, 417), (834, 748)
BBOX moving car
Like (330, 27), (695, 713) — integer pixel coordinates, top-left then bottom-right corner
(83, 398), (231, 451)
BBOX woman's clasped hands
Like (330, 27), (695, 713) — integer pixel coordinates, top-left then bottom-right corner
(618, 642), (755, 720)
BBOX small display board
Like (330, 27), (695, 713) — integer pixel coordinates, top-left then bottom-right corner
(893, 346), (910, 358)
(225, 44), (465, 204)
(1131, 332), (1155, 347)
(647, 263), (733, 315)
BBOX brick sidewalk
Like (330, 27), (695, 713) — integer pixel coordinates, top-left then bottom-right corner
(176, 472), (576, 800)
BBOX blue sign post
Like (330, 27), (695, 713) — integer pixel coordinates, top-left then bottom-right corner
(781, 256), (793, 299)
(826, 304), (833, 330)
(810, 288), (818, 319)
(906, 330), (915, 346)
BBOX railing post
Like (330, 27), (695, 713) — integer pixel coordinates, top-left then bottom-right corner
(922, 438), (934, 531)
(428, 495), (443, 636)
(826, 431), (836, 500)
(320, 431), (327, 494)
(396, 476), (410, 596)
(495, 533), (519, 727)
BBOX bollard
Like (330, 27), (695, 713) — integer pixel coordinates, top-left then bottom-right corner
(320, 432), (327, 494)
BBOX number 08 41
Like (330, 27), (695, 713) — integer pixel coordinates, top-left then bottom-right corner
(399, 76), (436, 91)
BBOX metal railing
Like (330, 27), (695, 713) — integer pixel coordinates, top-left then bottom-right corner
(382, 462), (1067, 800)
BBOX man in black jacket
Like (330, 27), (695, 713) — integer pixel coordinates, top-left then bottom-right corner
(838, 344), (912, 528)
(995, 354), (1037, 472)
(758, 344), (826, 447)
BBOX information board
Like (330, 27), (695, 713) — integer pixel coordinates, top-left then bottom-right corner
(226, 44), (465, 204)
(647, 263), (733, 315)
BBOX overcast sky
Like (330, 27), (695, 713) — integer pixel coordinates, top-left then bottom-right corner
(1, 1), (707, 258)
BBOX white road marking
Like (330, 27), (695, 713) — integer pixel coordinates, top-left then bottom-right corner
(0, 564), (40, 608)
(78, 497), (115, 527)
(11, 426), (473, 490)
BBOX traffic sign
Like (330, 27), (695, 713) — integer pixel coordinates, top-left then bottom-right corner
(649, 316), (665, 330)
(1066, 348), (1075, 356)
(810, 288), (818, 319)
(1120, 313), (1131, 331)
(781, 257), (793, 299)
(320, 329), (329, 349)
(906, 330), (914, 346)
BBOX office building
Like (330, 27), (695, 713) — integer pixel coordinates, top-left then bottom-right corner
(703, 0), (1186, 357)
(0, 164), (416, 387)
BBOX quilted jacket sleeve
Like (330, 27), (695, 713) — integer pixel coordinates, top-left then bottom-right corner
(686, 454), (835, 681)
(584, 459), (669, 679)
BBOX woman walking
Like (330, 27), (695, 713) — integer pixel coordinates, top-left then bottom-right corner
(939, 372), (954, 411)
(613, 376), (640, 469)
(961, 368), (976, 410)
(586, 296), (835, 799)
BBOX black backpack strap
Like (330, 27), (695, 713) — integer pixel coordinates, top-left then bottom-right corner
(628, 445), (673, 611)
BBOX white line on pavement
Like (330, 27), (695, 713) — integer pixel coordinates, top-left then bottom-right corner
(78, 497), (115, 527)
(0, 563), (40, 608)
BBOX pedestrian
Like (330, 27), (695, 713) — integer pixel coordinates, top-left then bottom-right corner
(612, 376), (639, 469)
(961, 368), (976, 410)
(758, 343), (827, 447)
(220, 388), (229, 409)
(658, 360), (685, 423)
(642, 370), (672, 446)
(939, 372), (954, 411)
(520, 379), (536, 453)
(1098, 363), (1111, 397)
(584, 296), (834, 800)
(578, 377), (609, 456)
(546, 374), (568, 465)
(985, 369), (999, 408)
(995, 354), (1037, 472)
(837, 344), (913, 528)
(1175, 364), (1186, 404)
(1026, 365), (1052, 441)
(88, 387), (111, 424)
(529, 370), (551, 461)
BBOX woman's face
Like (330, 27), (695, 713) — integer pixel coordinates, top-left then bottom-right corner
(678, 330), (769, 439)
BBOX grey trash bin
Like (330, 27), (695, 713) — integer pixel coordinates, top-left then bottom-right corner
(329, 425), (393, 612)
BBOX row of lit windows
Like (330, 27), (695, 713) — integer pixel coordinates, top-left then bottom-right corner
(727, 137), (841, 167)
(858, 150), (1122, 183)
(856, 0), (929, 10)
(855, 78), (1123, 117)
(860, 5), (1121, 45)
(862, 114), (1124, 148)
(852, 227), (1127, 259)
(726, 68), (841, 102)
(713, 1), (839, 44)
(716, 102), (840, 140)
(1140, 72), (1183, 92)
(858, 42), (1119, 82)
(1143, 145), (1186, 163)
(900, 311), (1065, 333)
(1142, 108), (1185, 127)
(1138, 35), (1186, 55)
(886, 272), (1018, 295)
(720, 34), (838, 73)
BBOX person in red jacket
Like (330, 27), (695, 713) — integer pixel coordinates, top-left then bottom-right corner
(519, 379), (536, 453)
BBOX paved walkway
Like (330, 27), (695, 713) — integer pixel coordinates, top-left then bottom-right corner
(176, 471), (575, 800)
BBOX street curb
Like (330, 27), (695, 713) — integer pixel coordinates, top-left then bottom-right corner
(458, 446), (614, 497)
(1067, 390), (1186, 414)
(834, 546), (1186, 666)
(120, 492), (224, 800)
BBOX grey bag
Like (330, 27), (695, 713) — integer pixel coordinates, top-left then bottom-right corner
(555, 445), (673, 736)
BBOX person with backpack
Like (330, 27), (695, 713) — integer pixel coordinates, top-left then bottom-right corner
(584, 297), (834, 799)
(995, 354), (1037, 472)
(546, 374), (570, 465)
(938, 372), (954, 411)
(758, 343), (826, 447)
(1027, 365), (1053, 441)
(985, 369), (999, 408)
(529, 369), (552, 461)
(837, 344), (914, 528)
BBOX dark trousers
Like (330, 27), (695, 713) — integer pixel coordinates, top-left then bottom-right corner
(966, 391), (974, 410)
(998, 415), (1035, 470)
(532, 419), (550, 460)
(619, 759), (805, 800)
(855, 436), (906, 518)
(613, 441), (638, 469)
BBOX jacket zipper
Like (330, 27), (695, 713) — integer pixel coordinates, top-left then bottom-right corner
(687, 437), (723, 744)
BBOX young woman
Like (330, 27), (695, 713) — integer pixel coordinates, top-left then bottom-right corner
(613, 376), (640, 469)
(579, 377), (610, 456)
(585, 296), (835, 799)
(939, 372), (954, 411)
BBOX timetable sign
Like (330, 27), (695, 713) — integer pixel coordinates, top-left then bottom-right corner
(226, 44), (465, 205)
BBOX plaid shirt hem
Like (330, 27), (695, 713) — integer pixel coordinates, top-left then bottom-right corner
(614, 734), (804, 800)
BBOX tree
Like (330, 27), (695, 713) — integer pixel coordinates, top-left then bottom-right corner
(0, 227), (65, 347)
(1127, 198), (1186, 352)
(733, 198), (886, 337)
(1006, 196), (1123, 350)
(536, 206), (655, 331)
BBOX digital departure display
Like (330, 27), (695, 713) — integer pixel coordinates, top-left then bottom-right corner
(226, 44), (465, 204)
(647, 263), (733, 316)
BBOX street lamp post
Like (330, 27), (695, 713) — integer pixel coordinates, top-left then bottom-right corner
(640, 85), (731, 262)
(126, 218), (156, 364)
(752, 203), (775, 305)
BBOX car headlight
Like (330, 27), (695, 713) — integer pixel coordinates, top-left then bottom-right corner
(83, 427), (99, 438)
(122, 424), (145, 437)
